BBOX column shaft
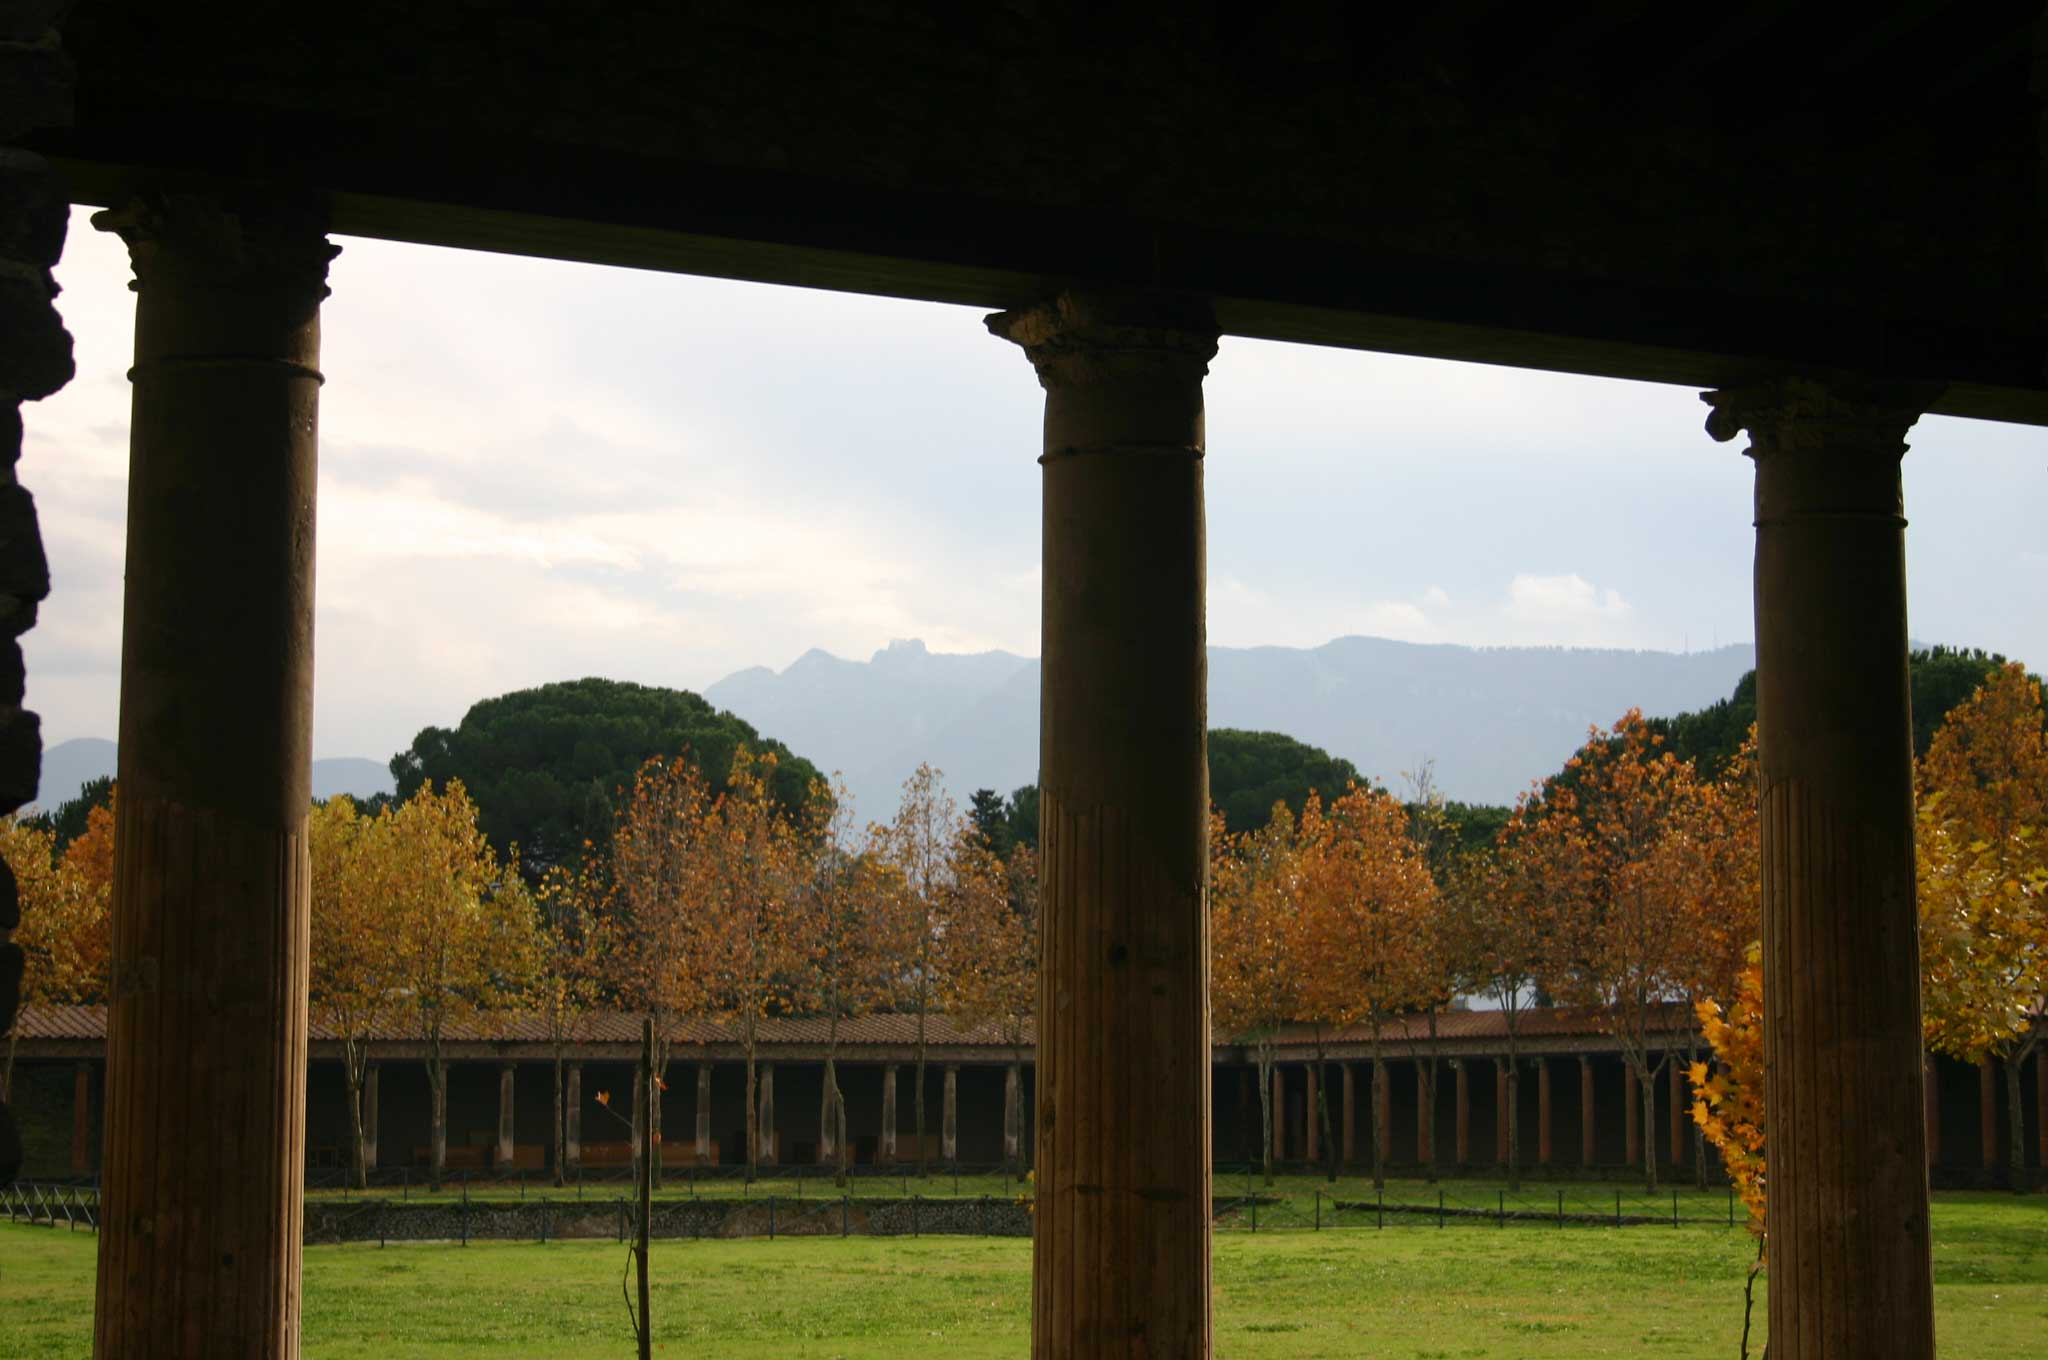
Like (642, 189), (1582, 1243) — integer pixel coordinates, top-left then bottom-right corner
(1495, 1062), (1509, 1164)
(565, 1064), (581, 1171)
(1669, 1060), (1685, 1168)
(363, 1064), (379, 1172)
(1415, 1063), (1431, 1167)
(819, 1063), (837, 1164)
(880, 1066), (898, 1165)
(1373, 1061), (1390, 1166)
(71, 1062), (92, 1175)
(631, 1068), (644, 1162)
(1705, 377), (1937, 1358)
(1980, 1059), (1997, 1170)
(1454, 1062), (1470, 1167)
(1536, 1059), (1552, 1167)
(1272, 1066), (1286, 1162)
(758, 1063), (776, 1165)
(1340, 1064), (1356, 1167)
(942, 1065), (959, 1164)
(991, 293), (1216, 1359)
(497, 1064), (516, 1168)
(1004, 1064), (1022, 1166)
(2037, 1050), (2047, 1172)
(1579, 1057), (1596, 1167)
(92, 196), (335, 1360)
(695, 1064), (712, 1162)
(1304, 1064), (1320, 1164)
(1624, 1064), (1640, 1167)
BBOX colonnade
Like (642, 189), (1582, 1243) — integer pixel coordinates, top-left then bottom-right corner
(78, 189), (1944, 1358)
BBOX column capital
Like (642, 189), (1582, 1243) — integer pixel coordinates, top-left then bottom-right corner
(92, 193), (338, 301)
(1699, 375), (1940, 461)
(985, 290), (1218, 391)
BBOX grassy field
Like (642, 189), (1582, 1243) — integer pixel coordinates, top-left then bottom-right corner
(5, 1192), (2043, 1357)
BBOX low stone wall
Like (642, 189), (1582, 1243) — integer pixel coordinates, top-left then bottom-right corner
(302, 1195), (1036, 1244)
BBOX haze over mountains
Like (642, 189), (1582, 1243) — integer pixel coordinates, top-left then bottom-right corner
(37, 636), (1757, 820)
(705, 636), (1757, 821)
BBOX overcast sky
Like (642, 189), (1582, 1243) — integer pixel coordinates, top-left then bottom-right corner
(22, 206), (2046, 764)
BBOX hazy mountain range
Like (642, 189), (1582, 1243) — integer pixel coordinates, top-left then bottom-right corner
(31, 738), (394, 814)
(34, 635), (1757, 820)
(704, 636), (1757, 821)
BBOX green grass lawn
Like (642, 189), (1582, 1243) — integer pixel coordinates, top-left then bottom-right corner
(5, 1193), (2043, 1357)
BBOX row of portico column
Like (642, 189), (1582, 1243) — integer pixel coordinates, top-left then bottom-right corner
(79, 190), (1941, 1358)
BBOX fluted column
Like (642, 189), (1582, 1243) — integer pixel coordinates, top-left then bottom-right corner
(695, 1063), (712, 1162)
(363, 1064), (380, 1172)
(880, 1065), (898, 1165)
(1454, 1061), (1470, 1167)
(93, 194), (335, 1360)
(497, 1064), (516, 1168)
(990, 291), (1216, 1360)
(564, 1064), (581, 1172)
(1704, 376), (1937, 1359)
(1579, 1056), (1596, 1167)
(942, 1064), (959, 1164)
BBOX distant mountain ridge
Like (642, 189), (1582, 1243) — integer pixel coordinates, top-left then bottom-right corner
(705, 635), (1758, 822)
(31, 738), (394, 811)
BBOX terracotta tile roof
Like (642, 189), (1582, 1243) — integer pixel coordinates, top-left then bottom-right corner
(12, 1002), (1687, 1049)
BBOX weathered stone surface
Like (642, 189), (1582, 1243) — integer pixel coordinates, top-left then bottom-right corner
(0, 482), (49, 606)
(0, 265), (72, 401)
(0, 148), (64, 264)
(0, 28), (70, 142)
(0, 705), (37, 814)
(0, 850), (18, 930)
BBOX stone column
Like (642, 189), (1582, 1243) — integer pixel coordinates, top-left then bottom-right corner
(71, 1062), (92, 1174)
(1272, 1065), (1286, 1161)
(695, 1063), (712, 1162)
(1454, 1061), (1470, 1167)
(1303, 1063), (1320, 1164)
(1536, 1058), (1552, 1167)
(1669, 1060), (1685, 1169)
(880, 1066), (898, 1165)
(942, 1064), (959, 1164)
(758, 1062), (776, 1166)
(1373, 1062), (1390, 1167)
(565, 1064), (581, 1172)
(1579, 1057), (1596, 1167)
(363, 1064), (380, 1172)
(1340, 1064), (1357, 1167)
(1705, 377), (1937, 1358)
(990, 292), (1216, 1360)
(497, 1064), (516, 1169)
(1415, 1063), (1431, 1168)
(819, 1065), (838, 1165)
(2037, 1050), (2047, 1172)
(1980, 1058), (1997, 1170)
(0, 0), (72, 1195)
(1004, 1063), (1023, 1166)
(1495, 1062), (1509, 1164)
(631, 1066), (645, 1162)
(92, 194), (336, 1360)
(1624, 1064), (1641, 1167)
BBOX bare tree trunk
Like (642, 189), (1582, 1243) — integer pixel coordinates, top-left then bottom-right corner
(1256, 1046), (1275, 1186)
(552, 1049), (566, 1188)
(1315, 1036), (1338, 1184)
(650, 1056), (666, 1192)
(1371, 1043), (1388, 1192)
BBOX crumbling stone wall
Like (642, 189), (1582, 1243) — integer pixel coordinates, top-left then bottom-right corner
(0, 0), (72, 1183)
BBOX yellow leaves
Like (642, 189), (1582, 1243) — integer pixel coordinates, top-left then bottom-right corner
(1693, 944), (1766, 1244)
(1, 810), (111, 1007)
(1687, 1060), (1709, 1089)
(595, 1090), (611, 1107)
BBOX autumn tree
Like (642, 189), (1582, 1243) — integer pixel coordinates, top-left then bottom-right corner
(945, 838), (1038, 1171)
(796, 776), (908, 1186)
(0, 812), (109, 1100)
(607, 754), (714, 1187)
(308, 795), (393, 1190)
(1652, 727), (1762, 1186)
(1397, 762), (1465, 1183)
(532, 854), (611, 1187)
(1916, 662), (2048, 1189)
(1296, 784), (1440, 1187)
(1210, 803), (1303, 1185)
(1514, 710), (1699, 1192)
(872, 762), (968, 1175)
(695, 747), (812, 1183)
(1693, 944), (1767, 1238)
(382, 779), (530, 1191)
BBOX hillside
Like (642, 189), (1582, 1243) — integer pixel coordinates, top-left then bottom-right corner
(31, 739), (395, 812)
(705, 636), (1758, 820)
